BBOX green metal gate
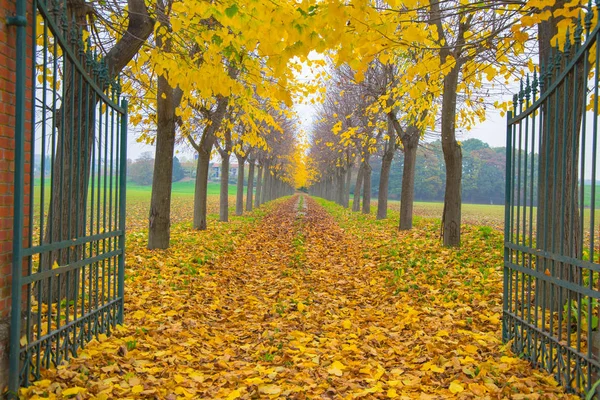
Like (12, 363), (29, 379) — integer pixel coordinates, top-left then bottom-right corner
(8, 0), (127, 395)
(504, 6), (600, 397)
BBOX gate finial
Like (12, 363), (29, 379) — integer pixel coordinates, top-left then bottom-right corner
(575, 17), (583, 49)
(564, 28), (572, 58)
(584, 1), (593, 34)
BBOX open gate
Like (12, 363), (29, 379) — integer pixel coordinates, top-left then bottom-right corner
(504, 5), (600, 397)
(8, 0), (127, 395)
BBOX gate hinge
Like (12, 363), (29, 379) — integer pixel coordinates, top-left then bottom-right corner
(6, 15), (27, 27)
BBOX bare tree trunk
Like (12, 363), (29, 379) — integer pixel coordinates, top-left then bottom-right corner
(353, 165), (364, 212)
(377, 141), (394, 220)
(362, 161), (372, 214)
(399, 128), (419, 230)
(246, 160), (254, 212)
(193, 148), (211, 230)
(236, 155), (245, 216)
(255, 164), (263, 208)
(219, 152), (230, 222)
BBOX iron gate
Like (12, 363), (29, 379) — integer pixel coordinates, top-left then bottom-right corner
(8, 0), (127, 395)
(504, 5), (600, 397)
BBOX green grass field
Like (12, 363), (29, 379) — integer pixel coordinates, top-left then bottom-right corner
(31, 176), (600, 234)
(33, 178), (236, 202)
(126, 180), (236, 199)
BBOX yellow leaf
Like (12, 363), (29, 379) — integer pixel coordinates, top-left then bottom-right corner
(297, 302), (306, 312)
(258, 384), (281, 395)
(226, 389), (242, 400)
(190, 372), (205, 382)
(449, 381), (464, 394)
(62, 387), (86, 397)
(244, 377), (265, 385)
(464, 344), (478, 354)
(431, 365), (445, 373)
(175, 387), (193, 398)
(131, 385), (144, 394)
(33, 379), (51, 387)
(327, 360), (346, 376)
(342, 319), (352, 329)
(387, 388), (398, 398)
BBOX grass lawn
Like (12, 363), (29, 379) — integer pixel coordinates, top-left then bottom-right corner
(127, 180), (237, 198)
(32, 176), (600, 234)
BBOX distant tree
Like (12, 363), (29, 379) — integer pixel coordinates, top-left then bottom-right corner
(172, 156), (185, 182)
(180, 158), (196, 178)
(471, 148), (505, 205)
(129, 152), (155, 185)
(462, 139), (491, 202)
(414, 142), (446, 201)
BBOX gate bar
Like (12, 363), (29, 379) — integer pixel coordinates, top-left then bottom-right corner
(118, 99), (127, 324)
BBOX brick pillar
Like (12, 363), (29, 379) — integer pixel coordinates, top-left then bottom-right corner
(0, 0), (33, 393)
(0, 0), (18, 391)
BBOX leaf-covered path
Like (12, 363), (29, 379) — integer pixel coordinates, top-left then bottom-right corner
(23, 196), (574, 399)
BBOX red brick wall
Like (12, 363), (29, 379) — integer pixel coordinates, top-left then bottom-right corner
(0, 0), (33, 391)
(0, 1), (18, 390)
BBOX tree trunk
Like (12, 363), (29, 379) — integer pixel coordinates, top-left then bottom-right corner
(336, 169), (345, 205)
(399, 127), (419, 230)
(246, 160), (254, 212)
(377, 142), (394, 220)
(193, 148), (211, 230)
(353, 165), (364, 212)
(255, 164), (263, 207)
(362, 161), (372, 215)
(219, 152), (230, 222)
(147, 74), (177, 249)
(236, 156), (245, 216)
(190, 96), (228, 230)
(344, 164), (352, 208)
(269, 173), (276, 201)
(261, 163), (270, 204)
(441, 65), (462, 247)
